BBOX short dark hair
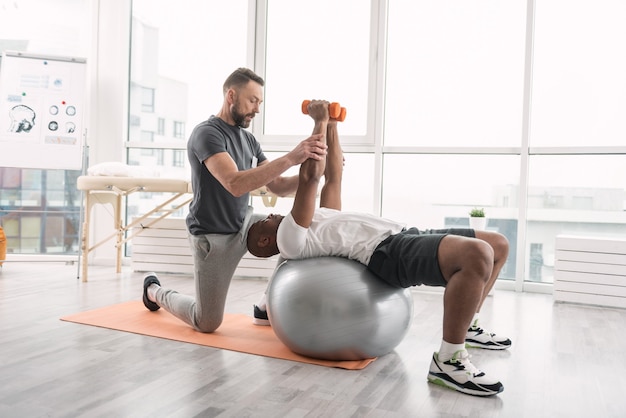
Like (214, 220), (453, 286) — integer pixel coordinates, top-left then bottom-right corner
(223, 68), (264, 95)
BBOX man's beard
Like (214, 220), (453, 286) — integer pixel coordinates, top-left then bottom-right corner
(231, 104), (253, 128)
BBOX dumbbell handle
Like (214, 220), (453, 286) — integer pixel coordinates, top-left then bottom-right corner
(301, 100), (347, 122)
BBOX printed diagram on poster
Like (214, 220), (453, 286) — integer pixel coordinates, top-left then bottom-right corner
(0, 51), (86, 170)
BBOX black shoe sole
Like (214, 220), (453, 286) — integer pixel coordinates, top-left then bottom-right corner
(143, 275), (161, 311)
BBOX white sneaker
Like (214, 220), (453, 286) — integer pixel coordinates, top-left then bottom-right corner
(428, 350), (504, 396)
(466, 324), (512, 350)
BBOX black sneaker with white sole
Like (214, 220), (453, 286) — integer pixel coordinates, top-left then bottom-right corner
(252, 305), (270, 326)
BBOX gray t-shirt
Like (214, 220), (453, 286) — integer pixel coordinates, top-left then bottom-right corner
(186, 115), (266, 235)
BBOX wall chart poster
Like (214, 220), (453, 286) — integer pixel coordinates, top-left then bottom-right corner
(0, 51), (86, 170)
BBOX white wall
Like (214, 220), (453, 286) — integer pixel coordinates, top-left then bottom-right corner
(86, 0), (132, 265)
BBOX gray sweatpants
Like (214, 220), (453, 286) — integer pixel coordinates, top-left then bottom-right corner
(154, 206), (264, 332)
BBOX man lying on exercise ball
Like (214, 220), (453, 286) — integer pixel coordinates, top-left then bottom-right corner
(246, 100), (511, 397)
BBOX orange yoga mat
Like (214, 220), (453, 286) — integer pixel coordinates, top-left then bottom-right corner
(60, 300), (375, 370)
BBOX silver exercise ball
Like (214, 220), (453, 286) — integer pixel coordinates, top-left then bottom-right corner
(266, 257), (414, 361)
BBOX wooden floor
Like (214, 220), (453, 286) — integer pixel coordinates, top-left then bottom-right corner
(1, 262), (625, 418)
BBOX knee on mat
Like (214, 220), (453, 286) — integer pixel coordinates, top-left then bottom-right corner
(194, 318), (223, 333)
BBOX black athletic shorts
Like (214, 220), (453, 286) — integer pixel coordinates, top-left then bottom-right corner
(367, 227), (475, 288)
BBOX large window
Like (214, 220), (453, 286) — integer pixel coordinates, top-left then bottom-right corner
(0, 0), (90, 58)
(260, 0), (373, 141)
(126, 0), (251, 246)
(252, 152), (377, 219)
(385, 0), (527, 148)
(255, 0), (626, 289)
(129, 0), (250, 152)
(381, 154), (520, 280)
(0, 168), (80, 254)
(524, 0), (626, 285)
(526, 155), (626, 283)
(531, 0), (626, 147)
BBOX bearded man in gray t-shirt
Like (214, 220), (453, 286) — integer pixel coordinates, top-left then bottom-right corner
(141, 68), (327, 333)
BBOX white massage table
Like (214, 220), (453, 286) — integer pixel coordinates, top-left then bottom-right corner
(76, 177), (283, 282)
(77, 176), (192, 282)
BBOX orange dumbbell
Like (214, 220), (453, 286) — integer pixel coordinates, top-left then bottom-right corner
(301, 100), (347, 122)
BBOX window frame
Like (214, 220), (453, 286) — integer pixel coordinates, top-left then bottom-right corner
(250, 0), (384, 150)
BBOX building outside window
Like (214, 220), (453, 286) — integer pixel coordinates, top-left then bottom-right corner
(173, 121), (185, 139)
(172, 150), (185, 168)
(141, 87), (155, 112)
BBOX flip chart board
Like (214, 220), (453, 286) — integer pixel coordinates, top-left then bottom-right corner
(0, 51), (86, 170)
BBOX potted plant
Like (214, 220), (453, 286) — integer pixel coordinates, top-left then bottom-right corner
(468, 207), (487, 231)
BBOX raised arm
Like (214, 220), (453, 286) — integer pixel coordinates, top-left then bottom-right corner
(290, 100), (330, 228)
(319, 120), (343, 210)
